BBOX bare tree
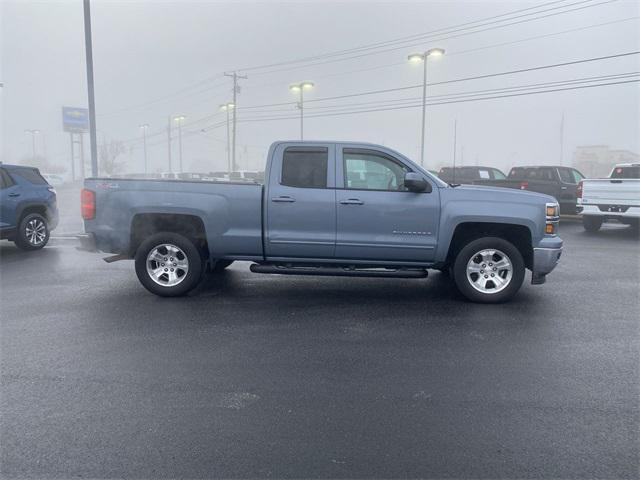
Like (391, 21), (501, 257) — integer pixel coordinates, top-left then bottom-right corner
(99, 140), (126, 176)
(20, 155), (66, 174)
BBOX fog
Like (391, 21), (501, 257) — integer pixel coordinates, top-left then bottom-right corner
(1, 0), (639, 176)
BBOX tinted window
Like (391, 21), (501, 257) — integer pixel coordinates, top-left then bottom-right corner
(0, 169), (14, 189)
(558, 168), (574, 183)
(610, 165), (640, 179)
(281, 147), (328, 188)
(12, 168), (48, 185)
(492, 169), (506, 180)
(344, 149), (409, 191)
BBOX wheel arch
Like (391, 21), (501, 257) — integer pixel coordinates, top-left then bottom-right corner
(129, 213), (209, 259)
(445, 222), (534, 270)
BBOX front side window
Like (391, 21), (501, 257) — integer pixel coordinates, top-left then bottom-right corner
(0, 169), (11, 189)
(343, 150), (409, 191)
(557, 168), (574, 183)
(281, 147), (328, 188)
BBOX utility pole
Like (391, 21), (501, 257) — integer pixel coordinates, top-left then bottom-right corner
(559, 112), (565, 166)
(220, 103), (234, 175)
(24, 129), (39, 158)
(167, 116), (172, 172)
(224, 72), (247, 171)
(452, 119), (457, 184)
(83, 0), (98, 177)
(173, 115), (186, 172)
(139, 124), (149, 174)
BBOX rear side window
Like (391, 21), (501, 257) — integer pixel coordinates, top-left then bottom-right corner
(12, 168), (48, 185)
(610, 166), (640, 179)
(0, 169), (14, 189)
(281, 147), (328, 188)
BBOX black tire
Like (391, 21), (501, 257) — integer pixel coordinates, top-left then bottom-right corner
(211, 259), (233, 273)
(452, 236), (525, 304)
(134, 232), (204, 297)
(583, 216), (602, 233)
(15, 213), (50, 251)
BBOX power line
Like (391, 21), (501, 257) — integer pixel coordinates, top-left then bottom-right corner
(245, 0), (619, 76)
(187, 77), (639, 133)
(241, 0), (599, 72)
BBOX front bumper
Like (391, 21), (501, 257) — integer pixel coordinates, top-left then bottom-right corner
(531, 237), (563, 285)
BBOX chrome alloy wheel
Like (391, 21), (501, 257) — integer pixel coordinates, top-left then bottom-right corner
(146, 243), (189, 287)
(466, 249), (513, 294)
(25, 218), (47, 245)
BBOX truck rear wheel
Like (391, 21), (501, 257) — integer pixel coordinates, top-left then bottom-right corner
(583, 216), (602, 233)
(134, 232), (203, 297)
(452, 237), (525, 304)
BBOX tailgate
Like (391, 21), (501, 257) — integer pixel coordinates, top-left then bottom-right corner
(581, 179), (640, 206)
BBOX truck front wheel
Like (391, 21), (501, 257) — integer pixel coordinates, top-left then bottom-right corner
(134, 232), (204, 297)
(452, 237), (525, 303)
(583, 215), (602, 233)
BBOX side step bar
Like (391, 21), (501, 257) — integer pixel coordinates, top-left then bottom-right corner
(249, 263), (428, 279)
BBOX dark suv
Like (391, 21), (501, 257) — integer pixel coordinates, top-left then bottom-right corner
(0, 164), (58, 250)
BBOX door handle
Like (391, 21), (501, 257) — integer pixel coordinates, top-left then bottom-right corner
(271, 195), (295, 203)
(339, 198), (364, 205)
(561, 186), (568, 190)
(8, 193), (20, 197)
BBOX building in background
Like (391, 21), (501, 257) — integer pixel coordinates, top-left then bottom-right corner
(573, 145), (639, 178)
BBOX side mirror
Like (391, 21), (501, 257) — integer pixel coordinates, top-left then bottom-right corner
(404, 172), (431, 193)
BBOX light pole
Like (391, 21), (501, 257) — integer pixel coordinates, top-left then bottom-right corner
(219, 103), (235, 174)
(408, 47), (444, 167)
(173, 115), (186, 172)
(289, 81), (314, 140)
(24, 129), (40, 158)
(139, 124), (149, 174)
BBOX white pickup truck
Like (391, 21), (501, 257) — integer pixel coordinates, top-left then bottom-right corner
(577, 163), (640, 232)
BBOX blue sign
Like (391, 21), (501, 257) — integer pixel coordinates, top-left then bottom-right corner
(62, 106), (89, 132)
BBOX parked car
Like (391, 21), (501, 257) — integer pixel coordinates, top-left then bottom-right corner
(80, 141), (562, 303)
(577, 163), (640, 232)
(0, 163), (58, 250)
(473, 165), (585, 214)
(437, 166), (507, 185)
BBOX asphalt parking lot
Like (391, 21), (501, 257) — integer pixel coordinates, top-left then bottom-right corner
(1, 219), (638, 478)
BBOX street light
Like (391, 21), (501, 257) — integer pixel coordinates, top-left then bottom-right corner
(139, 124), (149, 174)
(289, 81), (314, 140)
(219, 103), (235, 174)
(173, 115), (186, 172)
(24, 129), (40, 158)
(407, 47), (444, 166)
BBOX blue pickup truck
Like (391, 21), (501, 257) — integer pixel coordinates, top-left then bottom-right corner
(81, 141), (563, 303)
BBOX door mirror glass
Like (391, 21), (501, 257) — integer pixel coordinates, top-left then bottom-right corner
(404, 172), (431, 193)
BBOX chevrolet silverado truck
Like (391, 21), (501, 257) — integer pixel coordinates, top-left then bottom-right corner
(577, 163), (640, 232)
(80, 141), (563, 303)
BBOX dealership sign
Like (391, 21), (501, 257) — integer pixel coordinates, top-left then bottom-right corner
(62, 106), (89, 132)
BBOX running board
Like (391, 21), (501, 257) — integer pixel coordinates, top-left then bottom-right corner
(249, 263), (428, 279)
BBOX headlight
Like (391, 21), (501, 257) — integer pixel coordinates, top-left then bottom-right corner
(545, 202), (559, 235)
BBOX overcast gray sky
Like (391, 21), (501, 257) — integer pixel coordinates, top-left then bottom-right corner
(1, 0), (639, 175)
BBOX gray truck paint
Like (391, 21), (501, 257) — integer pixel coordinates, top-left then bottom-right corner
(83, 141), (562, 280)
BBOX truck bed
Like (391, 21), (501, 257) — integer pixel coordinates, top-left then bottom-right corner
(83, 178), (264, 258)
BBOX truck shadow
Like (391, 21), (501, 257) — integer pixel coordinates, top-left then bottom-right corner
(0, 241), (62, 266)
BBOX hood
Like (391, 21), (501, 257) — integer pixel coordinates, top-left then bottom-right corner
(445, 184), (557, 204)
